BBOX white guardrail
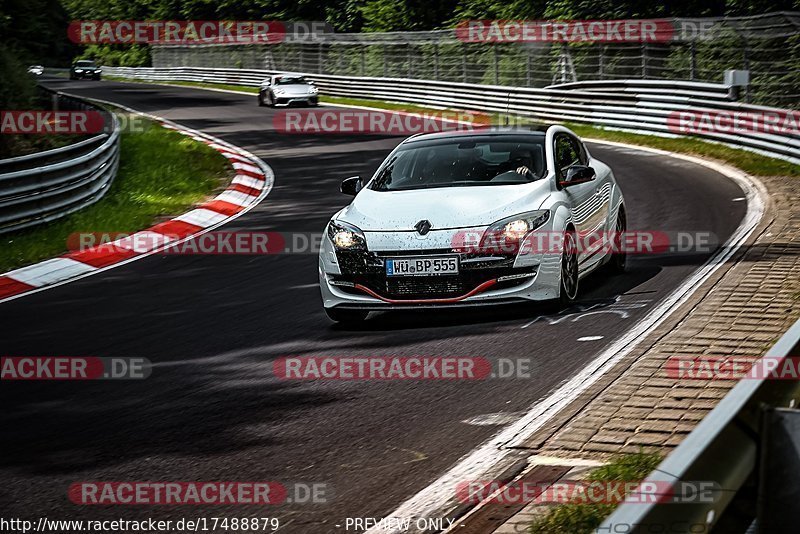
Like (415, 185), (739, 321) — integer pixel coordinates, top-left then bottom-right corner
(103, 66), (799, 165)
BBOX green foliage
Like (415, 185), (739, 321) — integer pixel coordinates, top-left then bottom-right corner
(78, 44), (151, 66)
(0, 47), (35, 110)
(529, 452), (663, 534)
(0, 0), (76, 65)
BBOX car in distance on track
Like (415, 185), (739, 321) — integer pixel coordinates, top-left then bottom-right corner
(69, 60), (101, 80)
(27, 65), (44, 76)
(258, 74), (319, 107)
(319, 126), (627, 323)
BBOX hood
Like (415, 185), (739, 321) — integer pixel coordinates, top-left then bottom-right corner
(274, 84), (313, 95)
(338, 181), (551, 231)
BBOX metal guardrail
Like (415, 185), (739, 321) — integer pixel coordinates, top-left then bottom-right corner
(103, 66), (800, 165)
(0, 90), (120, 234)
(600, 318), (800, 533)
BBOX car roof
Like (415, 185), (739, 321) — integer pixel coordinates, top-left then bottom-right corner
(402, 125), (552, 144)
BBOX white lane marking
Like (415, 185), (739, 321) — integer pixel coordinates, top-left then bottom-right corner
(5, 258), (96, 287)
(223, 155), (256, 166)
(174, 208), (230, 228)
(232, 161), (263, 175)
(114, 231), (175, 253)
(208, 142), (237, 153)
(290, 283), (319, 289)
(215, 190), (259, 207)
(232, 175), (266, 189)
(366, 140), (767, 534)
(733, 197), (746, 201)
(461, 413), (525, 426)
(577, 335), (604, 342)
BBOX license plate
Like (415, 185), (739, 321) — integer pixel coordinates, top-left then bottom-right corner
(385, 256), (459, 276)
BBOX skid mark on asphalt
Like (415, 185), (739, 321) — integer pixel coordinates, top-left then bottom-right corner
(521, 295), (652, 328)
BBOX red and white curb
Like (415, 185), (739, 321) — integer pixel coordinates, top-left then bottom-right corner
(0, 97), (274, 304)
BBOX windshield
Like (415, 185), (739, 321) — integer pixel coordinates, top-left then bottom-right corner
(369, 135), (547, 191)
(76, 60), (96, 67)
(275, 76), (306, 85)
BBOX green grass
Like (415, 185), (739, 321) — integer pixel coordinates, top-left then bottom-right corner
(529, 452), (663, 534)
(0, 111), (231, 272)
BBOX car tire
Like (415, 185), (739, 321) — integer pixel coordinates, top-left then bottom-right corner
(558, 229), (580, 307)
(325, 307), (368, 324)
(606, 207), (627, 274)
(258, 92), (266, 107)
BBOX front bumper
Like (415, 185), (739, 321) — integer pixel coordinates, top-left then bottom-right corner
(319, 236), (561, 310)
(71, 71), (100, 79)
(273, 95), (318, 106)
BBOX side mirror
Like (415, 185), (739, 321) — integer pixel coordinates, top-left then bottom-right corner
(340, 176), (362, 196)
(559, 165), (596, 188)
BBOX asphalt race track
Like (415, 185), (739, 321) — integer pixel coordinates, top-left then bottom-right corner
(0, 78), (747, 532)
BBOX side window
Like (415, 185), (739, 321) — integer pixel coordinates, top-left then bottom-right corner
(555, 135), (580, 179)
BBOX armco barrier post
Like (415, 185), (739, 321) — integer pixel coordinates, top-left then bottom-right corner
(757, 407), (800, 531)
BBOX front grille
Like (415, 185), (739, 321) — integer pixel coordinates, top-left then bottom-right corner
(386, 276), (464, 298)
(333, 248), (537, 300)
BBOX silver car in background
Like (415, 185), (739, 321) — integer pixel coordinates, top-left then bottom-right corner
(258, 74), (319, 107)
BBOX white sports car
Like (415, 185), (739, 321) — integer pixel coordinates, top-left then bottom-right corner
(258, 74), (319, 107)
(319, 126), (626, 323)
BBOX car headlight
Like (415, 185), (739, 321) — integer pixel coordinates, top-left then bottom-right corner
(273, 88), (285, 95)
(309, 86), (318, 94)
(75, 69), (83, 73)
(481, 210), (550, 252)
(328, 220), (366, 251)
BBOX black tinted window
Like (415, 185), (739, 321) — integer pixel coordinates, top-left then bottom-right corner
(370, 135), (546, 191)
(275, 76), (306, 85)
(555, 135), (582, 178)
